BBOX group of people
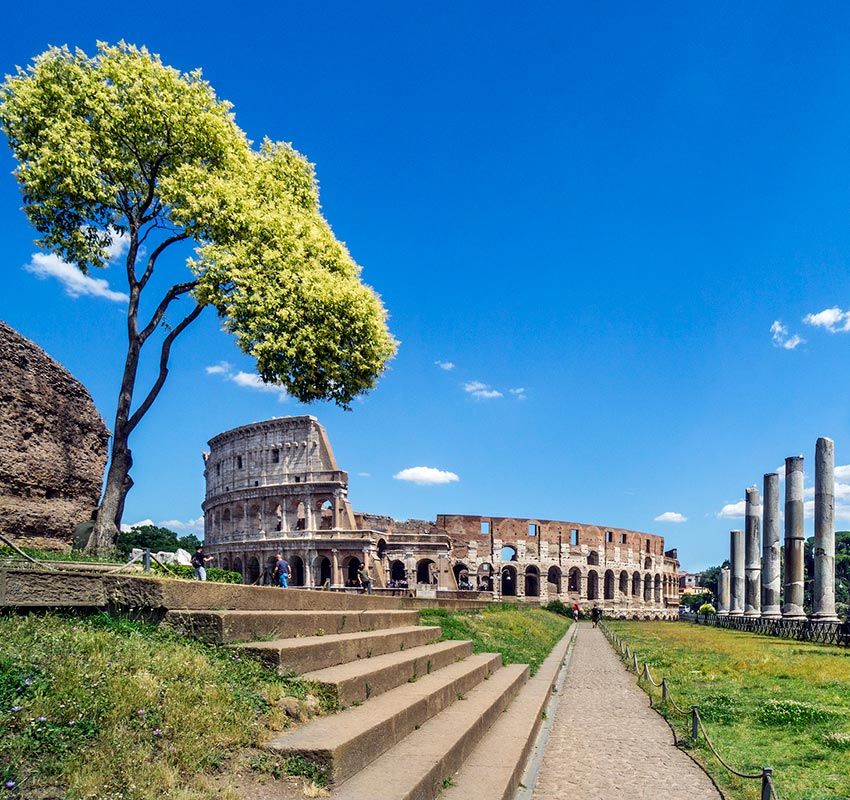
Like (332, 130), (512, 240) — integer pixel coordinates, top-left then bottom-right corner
(569, 601), (603, 626)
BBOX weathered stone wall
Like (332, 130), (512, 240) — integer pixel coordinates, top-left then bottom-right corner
(0, 322), (109, 550)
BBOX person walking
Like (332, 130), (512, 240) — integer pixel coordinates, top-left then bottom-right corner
(591, 605), (602, 627)
(572, 602), (581, 622)
(274, 553), (291, 588)
(191, 546), (213, 581)
(357, 564), (373, 595)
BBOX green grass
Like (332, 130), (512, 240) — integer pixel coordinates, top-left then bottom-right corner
(607, 620), (850, 800)
(0, 612), (332, 799)
(0, 546), (119, 564)
(419, 604), (571, 675)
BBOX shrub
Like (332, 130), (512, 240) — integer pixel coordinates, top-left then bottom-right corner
(698, 603), (716, 616)
(153, 564), (243, 584)
(544, 599), (571, 617)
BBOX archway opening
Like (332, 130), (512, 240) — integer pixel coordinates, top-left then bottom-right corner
(587, 551), (599, 566)
(221, 556), (230, 571)
(604, 569), (615, 600)
(525, 565), (540, 597)
(319, 500), (333, 530)
(501, 565), (517, 596)
(295, 502), (306, 531)
(247, 556), (260, 585)
(289, 555), (305, 586)
(619, 570), (629, 596)
(453, 562), (471, 590)
(232, 557), (243, 578)
(644, 574), (652, 602)
(644, 556), (652, 569)
(316, 556), (332, 587)
(416, 559), (436, 585)
(377, 538), (388, 560)
(632, 571), (641, 596)
(477, 563), (493, 591)
(500, 545), (518, 562)
(568, 567), (581, 593)
(587, 569), (599, 600)
(345, 556), (362, 586)
(390, 559), (407, 584)
(547, 566), (562, 594)
(654, 574), (662, 602)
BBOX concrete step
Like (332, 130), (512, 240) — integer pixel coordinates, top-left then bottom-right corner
(304, 639), (474, 706)
(441, 626), (574, 800)
(163, 608), (420, 644)
(331, 662), (529, 800)
(268, 652), (502, 785)
(236, 625), (442, 673)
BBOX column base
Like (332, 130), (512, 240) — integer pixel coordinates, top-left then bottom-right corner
(809, 613), (841, 623)
(781, 607), (806, 620)
(760, 611), (782, 620)
(729, 611), (744, 617)
(743, 611), (761, 618)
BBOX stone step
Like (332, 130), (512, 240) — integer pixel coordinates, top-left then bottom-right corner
(331, 662), (529, 800)
(268, 652), (502, 785)
(236, 625), (442, 673)
(163, 608), (420, 644)
(304, 640), (474, 707)
(441, 626), (574, 800)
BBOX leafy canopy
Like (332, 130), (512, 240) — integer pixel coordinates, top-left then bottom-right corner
(0, 42), (396, 406)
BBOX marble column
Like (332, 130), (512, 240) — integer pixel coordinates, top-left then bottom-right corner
(761, 472), (782, 619)
(812, 437), (839, 621)
(729, 529), (745, 616)
(744, 487), (761, 617)
(718, 565), (731, 615)
(782, 455), (806, 619)
(331, 548), (341, 587)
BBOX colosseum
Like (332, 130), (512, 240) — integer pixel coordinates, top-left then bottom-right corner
(202, 416), (679, 617)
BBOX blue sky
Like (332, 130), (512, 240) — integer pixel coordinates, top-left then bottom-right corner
(3, 2), (850, 570)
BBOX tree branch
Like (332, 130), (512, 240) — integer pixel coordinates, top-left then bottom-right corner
(138, 232), (190, 290)
(126, 302), (204, 435)
(137, 280), (198, 345)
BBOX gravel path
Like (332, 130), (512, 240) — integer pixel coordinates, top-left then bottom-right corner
(531, 624), (721, 800)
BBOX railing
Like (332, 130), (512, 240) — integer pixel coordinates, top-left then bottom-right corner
(598, 620), (779, 800)
(683, 612), (850, 647)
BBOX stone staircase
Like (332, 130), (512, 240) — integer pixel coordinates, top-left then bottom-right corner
(165, 602), (573, 800)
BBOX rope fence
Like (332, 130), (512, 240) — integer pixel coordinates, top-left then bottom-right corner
(598, 620), (779, 800)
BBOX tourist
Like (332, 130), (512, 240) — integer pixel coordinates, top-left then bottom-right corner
(591, 605), (602, 627)
(357, 564), (373, 594)
(274, 553), (291, 588)
(191, 546), (213, 581)
(572, 602), (581, 621)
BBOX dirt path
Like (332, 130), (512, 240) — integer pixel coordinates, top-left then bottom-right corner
(531, 624), (721, 800)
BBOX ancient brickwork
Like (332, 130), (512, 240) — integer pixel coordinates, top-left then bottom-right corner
(0, 322), (109, 550)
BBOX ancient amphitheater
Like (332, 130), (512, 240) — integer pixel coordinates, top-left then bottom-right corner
(202, 416), (679, 616)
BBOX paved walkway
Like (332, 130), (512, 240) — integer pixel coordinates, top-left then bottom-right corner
(531, 624), (721, 800)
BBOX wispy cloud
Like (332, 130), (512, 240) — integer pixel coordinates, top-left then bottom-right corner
(716, 500), (746, 519)
(121, 516), (204, 534)
(463, 381), (503, 400)
(509, 387), (527, 400)
(205, 362), (287, 401)
(836, 464), (850, 481)
(25, 251), (129, 303)
(357, 472), (371, 478)
(803, 307), (850, 333)
(770, 320), (803, 350)
(393, 466), (460, 485)
(654, 511), (687, 523)
(435, 360), (456, 371)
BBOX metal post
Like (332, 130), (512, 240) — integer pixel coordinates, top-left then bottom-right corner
(661, 678), (668, 703)
(761, 768), (774, 800)
(691, 706), (699, 740)
(143, 547), (151, 573)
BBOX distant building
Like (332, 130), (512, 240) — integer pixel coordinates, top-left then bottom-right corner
(678, 571), (706, 594)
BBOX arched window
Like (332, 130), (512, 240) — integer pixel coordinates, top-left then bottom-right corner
(547, 566), (562, 593)
(644, 574), (652, 602)
(644, 556), (652, 570)
(377, 538), (388, 559)
(587, 570), (599, 600)
(295, 501), (306, 531)
(344, 556), (362, 586)
(525, 565), (540, 597)
(501, 565), (517, 596)
(315, 556), (332, 587)
(289, 555), (305, 587)
(654, 573), (662, 602)
(587, 551), (599, 566)
(453, 562), (470, 588)
(619, 570), (629, 596)
(319, 500), (334, 530)
(604, 569), (615, 600)
(501, 545), (518, 562)
(568, 567), (581, 593)
(632, 571), (641, 596)
(477, 563), (493, 591)
(247, 556), (260, 584)
(390, 559), (407, 581)
(416, 558), (436, 585)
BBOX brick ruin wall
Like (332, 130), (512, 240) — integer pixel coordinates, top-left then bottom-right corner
(0, 322), (109, 550)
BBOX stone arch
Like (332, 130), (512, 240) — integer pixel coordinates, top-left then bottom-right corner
(477, 563), (493, 591)
(416, 558), (436, 585)
(604, 569), (615, 600)
(644, 556), (652, 569)
(289, 555), (305, 587)
(295, 501), (306, 531)
(501, 564), (518, 596)
(222, 507), (231, 523)
(587, 569), (599, 600)
(319, 499), (334, 530)
(619, 570), (629, 596)
(453, 562), (470, 587)
(221, 556), (230, 571)
(390, 559), (407, 582)
(654, 573), (662, 602)
(248, 503), (261, 533)
(343, 555), (362, 586)
(632, 571), (641, 596)
(314, 556), (332, 587)
(644, 574), (652, 602)
(547, 566), (562, 593)
(377, 538), (388, 560)
(525, 565), (540, 597)
(247, 556), (260, 584)
(587, 550), (599, 566)
(501, 545), (518, 562)
(568, 567), (581, 593)
(232, 557), (243, 577)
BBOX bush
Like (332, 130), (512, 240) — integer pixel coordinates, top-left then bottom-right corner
(698, 603), (716, 616)
(152, 564), (243, 584)
(544, 599), (571, 617)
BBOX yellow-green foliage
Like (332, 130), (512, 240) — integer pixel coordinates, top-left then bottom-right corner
(609, 621), (850, 800)
(0, 613), (329, 799)
(419, 604), (570, 675)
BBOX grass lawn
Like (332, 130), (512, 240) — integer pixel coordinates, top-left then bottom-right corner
(608, 620), (850, 800)
(419, 604), (571, 674)
(0, 612), (334, 799)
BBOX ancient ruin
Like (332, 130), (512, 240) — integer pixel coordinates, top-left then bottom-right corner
(202, 415), (679, 616)
(0, 322), (109, 550)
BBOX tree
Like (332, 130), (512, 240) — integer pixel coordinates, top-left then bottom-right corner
(700, 561), (728, 601)
(0, 43), (397, 553)
(116, 524), (180, 557)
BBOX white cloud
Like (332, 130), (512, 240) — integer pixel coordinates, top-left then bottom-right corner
(205, 361), (232, 375)
(835, 464), (850, 480)
(803, 307), (850, 333)
(393, 466), (460, 485)
(25, 252), (129, 303)
(120, 518), (155, 532)
(206, 363), (287, 401)
(435, 360), (456, 371)
(159, 516), (205, 532)
(770, 320), (803, 350)
(654, 511), (687, 523)
(509, 387), (527, 400)
(357, 472), (371, 478)
(463, 381), (503, 400)
(106, 231), (131, 261)
(717, 500), (746, 519)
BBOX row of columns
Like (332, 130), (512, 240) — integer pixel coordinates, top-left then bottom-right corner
(717, 437), (840, 622)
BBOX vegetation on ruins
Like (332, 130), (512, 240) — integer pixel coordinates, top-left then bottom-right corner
(609, 620), (850, 800)
(0, 42), (397, 554)
(116, 523), (200, 557)
(0, 612), (335, 799)
(419, 605), (570, 674)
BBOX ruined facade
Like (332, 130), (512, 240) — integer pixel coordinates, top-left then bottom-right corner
(0, 322), (109, 550)
(202, 416), (679, 616)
